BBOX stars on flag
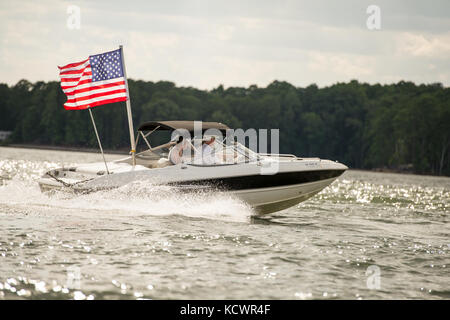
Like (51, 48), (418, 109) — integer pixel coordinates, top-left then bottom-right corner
(89, 49), (124, 82)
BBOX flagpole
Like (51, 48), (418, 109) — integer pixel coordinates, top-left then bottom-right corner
(119, 45), (136, 166)
(88, 107), (110, 174)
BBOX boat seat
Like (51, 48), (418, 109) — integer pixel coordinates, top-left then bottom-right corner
(151, 158), (172, 168)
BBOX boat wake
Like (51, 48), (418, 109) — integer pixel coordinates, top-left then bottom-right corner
(0, 178), (253, 223)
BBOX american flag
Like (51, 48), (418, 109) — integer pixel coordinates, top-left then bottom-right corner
(59, 48), (128, 110)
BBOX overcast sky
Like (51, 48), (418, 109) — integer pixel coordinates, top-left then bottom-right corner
(1, 0), (449, 89)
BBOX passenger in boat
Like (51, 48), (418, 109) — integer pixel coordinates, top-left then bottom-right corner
(201, 136), (216, 165)
(169, 135), (190, 165)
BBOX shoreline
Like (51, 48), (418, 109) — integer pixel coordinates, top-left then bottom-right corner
(2, 143), (129, 155)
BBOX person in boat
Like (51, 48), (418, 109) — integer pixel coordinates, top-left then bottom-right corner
(169, 135), (191, 165)
(200, 136), (216, 165)
(196, 136), (239, 164)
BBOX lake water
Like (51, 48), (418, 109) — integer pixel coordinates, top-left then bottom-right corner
(0, 146), (448, 300)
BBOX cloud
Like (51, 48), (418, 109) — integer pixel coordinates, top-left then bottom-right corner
(396, 32), (450, 58)
(307, 52), (375, 78)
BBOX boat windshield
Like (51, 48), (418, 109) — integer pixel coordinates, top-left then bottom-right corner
(135, 133), (259, 166)
(183, 136), (259, 165)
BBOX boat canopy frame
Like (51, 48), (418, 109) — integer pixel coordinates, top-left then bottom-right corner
(137, 121), (230, 133)
(135, 120), (230, 157)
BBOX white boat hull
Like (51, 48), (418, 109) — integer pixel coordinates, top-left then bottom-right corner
(38, 158), (347, 214)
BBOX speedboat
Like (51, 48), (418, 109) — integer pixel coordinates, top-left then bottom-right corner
(38, 121), (348, 214)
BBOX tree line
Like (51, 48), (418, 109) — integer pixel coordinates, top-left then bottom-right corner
(0, 79), (449, 176)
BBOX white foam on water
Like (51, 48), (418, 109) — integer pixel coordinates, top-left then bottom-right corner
(0, 177), (253, 223)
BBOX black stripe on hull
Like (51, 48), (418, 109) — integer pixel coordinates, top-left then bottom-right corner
(171, 169), (346, 191)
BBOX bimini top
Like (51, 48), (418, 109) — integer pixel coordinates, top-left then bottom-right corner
(138, 120), (230, 132)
